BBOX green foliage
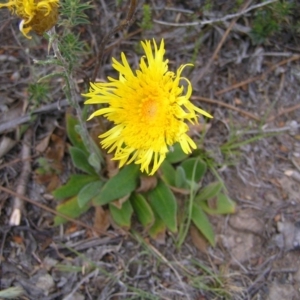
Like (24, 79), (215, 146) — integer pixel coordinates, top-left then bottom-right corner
(200, 193), (236, 215)
(160, 148), (236, 247)
(139, 4), (153, 31)
(166, 142), (189, 163)
(69, 146), (97, 175)
(109, 200), (133, 230)
(52, 115), (102, 222)
(195, 182), (223, 202)
(130, 193), (154, 230)
(55, 0), (93, 70)
(66, 113), (87, 153)
(59, 0), (93, 28)
(93, 164), (140, 206)
(77, 181), (103, 208)
(192, 203), (215, 247)
(53, 174), (99, 200)
(148, 210), (166, 241)
(59, 32), (87, 67)
(250, 0), (296, 45)
(54, 196), (90, 225)
(181, 158), (207, 185)
(203, 0), (213, 11)
(147, 179), (178, 233)
(36, 157), (60, 175)
(28, 82), (49, 106)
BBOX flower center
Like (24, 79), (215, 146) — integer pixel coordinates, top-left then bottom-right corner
(140, 96), (159, 122)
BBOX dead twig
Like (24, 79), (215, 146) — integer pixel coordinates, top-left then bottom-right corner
(0, 98), (83, 134)
(153, 0), (277, 27)
(0, 186), (114, 237)
(91, 0), (137, 82)
(267, 102), (300, 122)
(9, 128), (32, 226)
(0, 155), (37, 171)
(192, 96), (261, 122)
(195, 0), (252, 82)
(216, 55), (300, 96)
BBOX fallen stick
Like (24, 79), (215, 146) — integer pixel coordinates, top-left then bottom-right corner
(9, 128), (32, 226)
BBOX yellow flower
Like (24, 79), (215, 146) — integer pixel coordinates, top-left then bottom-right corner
(84, 39), (212, 175)
(0, 0), (59, 39)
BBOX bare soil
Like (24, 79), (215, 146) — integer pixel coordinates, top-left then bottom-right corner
(1, 1), (300, 299)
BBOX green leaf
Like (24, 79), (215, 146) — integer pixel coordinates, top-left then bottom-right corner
(160, 160), (176, 186)
(53, 174), (99, 200)
(200, 193), (236, 215)
(166, 142), (189, 163)
(69, 146), (96, 175)
(77, 180), (103, 208)
(54, 196), (90, 226)
(109, 200), (133, 230)
(93, 164), (140, 206)
(147, 179), (177, 233)
(196, 181), (223, 202)
(130, 193), (154, 229)
(66, 113), (86, 152)
(88, 152), (101, 173)
(175, 166), (187, 188)
(192, 203), (215, 246)
(181, 158), (207, 182)
(148, 211), (166, 243)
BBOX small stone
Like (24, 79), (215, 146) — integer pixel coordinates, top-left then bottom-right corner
(35, 273), (55, 296)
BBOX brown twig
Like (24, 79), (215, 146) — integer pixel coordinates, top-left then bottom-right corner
(0, 98), (84, 134)
(9, 129), (33, 226)
(267, 102), (300, 122)
(0, 155), (37, 171)
(0, 185), (114, 237)
(91, 0), (137, 82)
(195, 0), (252, 82)
(192, 96), (261, 122)
(216, 55), (300, 96)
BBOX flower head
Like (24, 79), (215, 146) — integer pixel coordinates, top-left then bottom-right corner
(84, 39), (212, 175)
(0, 0), (59, 39)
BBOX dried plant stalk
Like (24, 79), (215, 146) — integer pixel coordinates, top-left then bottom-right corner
(9, 128), (32, 226)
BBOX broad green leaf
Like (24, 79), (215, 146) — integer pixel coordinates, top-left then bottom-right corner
(147, 179), (177, 233)
(66, 113), (87, 152)
(192, 203), (215, 246)
(200, 193), (236, 215)
(181, 158), (207, 182)
(109, 200), (133, 230)
(77, 180), (103, 208)
(166, 142), (189, 163)
(196, 181), (223, 202)
(53, 174), (99, 200)
(175, 166), (187, 188)
(54, 196), (90, 226)
(69, 146), (96, 175)
(93, 164), (140, 206)
(148, 211), (166, 243)
(130, 193), (154, 229)
(160, 160), (176, 186)
(88, 152), (101, 173)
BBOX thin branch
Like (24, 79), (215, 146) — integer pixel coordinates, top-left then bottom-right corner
(91, 0), (137, 82)
(153, 0), (277, 27)
(9, 128), (32, 226)
(195, 0), (252, 82)
(0, 98), (83, 134)
(192, 96), (261, 122)
(267, 102), (300, 122)
(0, 185), (114, 237)
(215, 55), (300, 96)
